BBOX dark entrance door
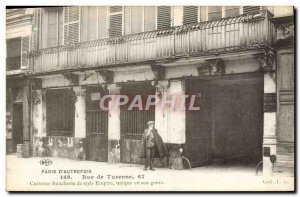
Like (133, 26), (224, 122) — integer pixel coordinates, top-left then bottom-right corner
(185, 79), (212, 167)
(85, 86), (108, 162)
(185, 73), (264, 167)
(13, 104), (23, 152)
(211, 74), (263, 164)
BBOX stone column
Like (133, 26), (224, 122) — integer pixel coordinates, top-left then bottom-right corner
(73, 86), (86, 138)
(263, 73), (277, 176)
(32, 89), (44, 156)
(107, 84), (121, 163)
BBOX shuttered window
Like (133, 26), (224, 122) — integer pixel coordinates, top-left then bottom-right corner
(109, 6), (123, 38)
(157, 6), (171, 30)
(208, 6), (222, 20)
(183, 6), (198, 25)
(225, 6), (240, 17)
(243, 6), (261, 14)
(64, 7), (80, 44)
(46, 89), (75, 137)
(21, 36), (30, 68)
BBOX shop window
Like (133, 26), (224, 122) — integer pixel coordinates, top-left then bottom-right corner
(46, 89), (75, 137)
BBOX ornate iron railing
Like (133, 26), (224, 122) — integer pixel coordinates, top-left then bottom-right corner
(29, 10), (275, 73)
(6, 56), (21, 71)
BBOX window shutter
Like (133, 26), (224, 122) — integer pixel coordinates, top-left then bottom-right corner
(243, 6), (260, 14)
(109, 6), (123, 38)
(183, 6), (198, 25)
(64, 7), (80, 44)
(157, 6), (171, 30)
(21, 36), (30, 68)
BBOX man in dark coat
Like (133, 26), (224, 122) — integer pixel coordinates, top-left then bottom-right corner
(140, 121), (166, 171)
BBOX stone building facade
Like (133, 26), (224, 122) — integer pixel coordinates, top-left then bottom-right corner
(6, 6), (294, 176)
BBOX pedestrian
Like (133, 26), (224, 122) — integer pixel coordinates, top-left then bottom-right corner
(141, 121), (166, 171)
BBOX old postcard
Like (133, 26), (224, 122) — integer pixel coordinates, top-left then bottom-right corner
(5, 5), (295, 191)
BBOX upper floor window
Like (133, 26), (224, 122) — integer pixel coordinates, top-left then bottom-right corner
(207, 6), (222, 20)
(183, 6), (199, 25)
(40, 8), (62, 48)
(243, 6), (261, 14)
(108, 6), (123, 38)
(225, 6), (240, 17)
(157, 6), (171, 30)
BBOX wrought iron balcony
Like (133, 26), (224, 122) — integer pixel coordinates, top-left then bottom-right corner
(29, 10), (275, 73)
(6, 56), (21, 71)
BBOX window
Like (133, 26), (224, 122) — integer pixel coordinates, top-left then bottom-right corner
(64, 7), (80, 44)
(46, 8), (63, 47)
(207, 6), (222, 20)
(46, 89), (75, 137)
(120, 82), (155, 136)
(109, 6), (123, 38)
(87, 6), (98, 41)
(157, 6), (171, 30)
(124, 6), (156, 35)
(80, 6), (108, 42)
(243, 6), (261, 14)
(183, 6), (199, 25)
(144, 6), (156, 31)
(225, 6), (240, 17)
(130, 6), (143, 34)
(86, 87), (108, 137)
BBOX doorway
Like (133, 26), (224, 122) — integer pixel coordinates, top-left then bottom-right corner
(185, 73), (264, 167)
(12, 104), (23, 152)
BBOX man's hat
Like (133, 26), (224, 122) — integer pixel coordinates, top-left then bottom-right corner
(147, 121), (155, 125)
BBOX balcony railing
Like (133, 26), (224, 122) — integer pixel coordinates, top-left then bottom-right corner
(6, 56), (21, 71)
(29, 10), (275, 73)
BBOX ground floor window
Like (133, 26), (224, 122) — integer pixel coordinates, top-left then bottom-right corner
(46, 89), (75, 136)
(120, 82), (155, 137)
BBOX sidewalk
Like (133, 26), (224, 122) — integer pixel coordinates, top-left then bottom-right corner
(6, 154), (294, 191)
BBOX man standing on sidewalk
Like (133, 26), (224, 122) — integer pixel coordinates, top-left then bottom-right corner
(141, 121), (166, 171)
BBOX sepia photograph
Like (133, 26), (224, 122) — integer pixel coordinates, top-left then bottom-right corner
(5, 4), (295, 192)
